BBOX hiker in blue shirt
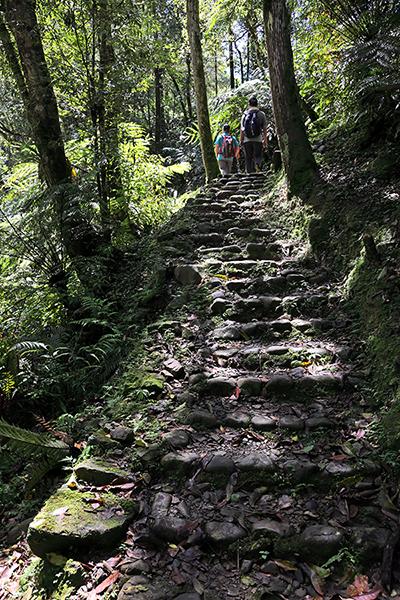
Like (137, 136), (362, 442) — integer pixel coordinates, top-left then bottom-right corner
(214, 124), (240, 176)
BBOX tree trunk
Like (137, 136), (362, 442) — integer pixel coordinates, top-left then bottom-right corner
(169, 71), (189, 126)
(154, 67), (165, 153)
(185, 54), (194, 122)
(4, 0), (70, 186)
(95, 0), (124, 237)
(246, 33), (250, 80)
(214, 52), (218, 96)
(229, 31), (235, 89)
(186, 0), (218, 182)
(234, 39), (244, 84)
(263, 0), (318, 194)
(3, 0), (101, 261)
(0, 13), (30, 111)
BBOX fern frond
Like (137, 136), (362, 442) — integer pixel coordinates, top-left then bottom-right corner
(0, 419), (69, 451)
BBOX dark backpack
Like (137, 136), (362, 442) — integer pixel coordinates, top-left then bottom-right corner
(243, 110), (261, 138)
(221, 135), (235, 158)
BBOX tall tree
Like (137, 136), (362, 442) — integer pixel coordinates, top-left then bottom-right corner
(3, 0), (70, 186)
(263, 0), (317, 193)
(186, 0), (219, 182)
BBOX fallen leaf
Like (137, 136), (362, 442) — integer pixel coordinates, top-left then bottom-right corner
(346, 575), (369, 596)
(193, 579), (204, 594)
(273, 559), (297, 571)
(89, 571), (120, 597)
(51, 506), (69, 518)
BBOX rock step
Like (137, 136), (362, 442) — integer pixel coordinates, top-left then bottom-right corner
(212, 343), (339, 369)
(145, 491), (388, 566)
(159, 449), (378, 489)
(182, 407), (336, 432)
(209, 293), (336, 320)
(212, 317), (336, 341)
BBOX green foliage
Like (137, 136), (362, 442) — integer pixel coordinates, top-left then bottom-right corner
(0, 419), (70, 496)
(118, 123), (191, 233)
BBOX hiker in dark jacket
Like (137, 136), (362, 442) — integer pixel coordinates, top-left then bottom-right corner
(240, 96), (268, 173)
(214, 123), (240, 176)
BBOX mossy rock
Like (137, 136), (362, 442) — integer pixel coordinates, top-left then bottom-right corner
(18, 557), (86, 599)
(27, 486), (138, 559)
(74, 458), (130, 485)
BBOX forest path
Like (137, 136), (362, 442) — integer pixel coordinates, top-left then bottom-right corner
(114, 174), (390, 599)
(17, 174), (393, 600)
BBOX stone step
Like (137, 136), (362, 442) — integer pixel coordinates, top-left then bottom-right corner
(158, 449), (378, 490)
(212, 317), (334, 341)
(209, 293), (336, 321)
(191, 369), (344, 400)
(211, 341), (339, 369)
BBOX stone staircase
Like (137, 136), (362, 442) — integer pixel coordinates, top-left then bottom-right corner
(27, 174), (392, 599)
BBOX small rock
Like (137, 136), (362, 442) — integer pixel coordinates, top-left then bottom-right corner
(163, 429), (190, 449)
(204, 377), (236, 396)
(306, 417), (333, 429)
(224, 412), (251, 428)
(74, 458), (129, 486)
(264, 374), (293, 396)
(235, 453), (276, 472)
(173, 595), (201, 600)
(174, 265), (202, 286)
(161, 452), (199, 474)
(120, 559), (150, 575)
(251, 415), (276, 430)
(110, 426), (135, 444)
(237, 376), (263, 396)
(210, 298), (230, 315)
(164, 358), (185, 379)
(252, 519), (290, 537)
(300, 525), (344, 564)
(204, 454), (235, 475)
(281, 459), (319, 484)
(279, 416), (304, 431)
(186, 410), (218, 429)
(241, 559), (253, 574)
(205, 521), (246, 544)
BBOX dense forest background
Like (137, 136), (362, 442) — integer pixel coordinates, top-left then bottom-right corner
(0, 0), (400, 596)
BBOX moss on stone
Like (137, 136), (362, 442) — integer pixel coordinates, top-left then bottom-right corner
(28, 486), (138, 558)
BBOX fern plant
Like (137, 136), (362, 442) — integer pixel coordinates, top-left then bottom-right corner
(0, 419), (70, 493)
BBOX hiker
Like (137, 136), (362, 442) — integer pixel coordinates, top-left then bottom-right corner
(214, 123), (240, 176)
(240, 96), (268, 173)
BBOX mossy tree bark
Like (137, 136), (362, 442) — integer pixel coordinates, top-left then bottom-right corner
(186, 0), (219, 182)
(3, 0), (102, 262)
(263, 0), (318, 194)
(4, 0), (71, 186)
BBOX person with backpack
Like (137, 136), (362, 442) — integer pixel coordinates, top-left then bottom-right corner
(240, 96), (268, 173)
(214, 123), (240, 176)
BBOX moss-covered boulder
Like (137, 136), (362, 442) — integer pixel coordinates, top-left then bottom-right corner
(27, 486), (138, 558)
(74, 458), (130, 485)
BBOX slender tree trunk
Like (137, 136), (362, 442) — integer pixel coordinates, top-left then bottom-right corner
(154, 67), (165, 153)
(214, 52), (218, 96)
(246, 33), (250, 80)
(229, 31), (235, 89)
(0, 13), (30, 111)
(4, 0), (70, 186)
(263, 0), (318, 193)
(169, 71), (189, 126)
(234, 40), (244, 84)
(186, 0), (218, 181)
(185, 54), (194, 122)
